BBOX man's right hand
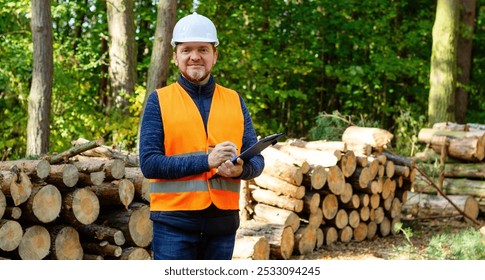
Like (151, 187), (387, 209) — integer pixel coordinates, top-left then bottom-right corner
(208, 141), (238, 169)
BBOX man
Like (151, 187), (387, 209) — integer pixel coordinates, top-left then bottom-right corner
(139, 12), (265, 260)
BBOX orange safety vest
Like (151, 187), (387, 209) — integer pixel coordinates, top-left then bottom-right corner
(149, 82), (244, 211)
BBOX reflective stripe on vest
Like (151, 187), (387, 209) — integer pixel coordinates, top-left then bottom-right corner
(149, 82), (244, 211)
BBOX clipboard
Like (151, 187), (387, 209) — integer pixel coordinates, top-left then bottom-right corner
(231, 132), (285, 164)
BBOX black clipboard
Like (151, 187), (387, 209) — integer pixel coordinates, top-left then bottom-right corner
(231, 132), (285, 164)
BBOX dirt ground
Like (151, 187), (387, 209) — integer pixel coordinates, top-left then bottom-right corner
(292, 215), (485, 260)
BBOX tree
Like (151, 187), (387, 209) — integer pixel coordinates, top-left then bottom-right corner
(428, 0), (459, 125)
(455, 0), (477, 123)
(107, 0), (137, 111)
(137, 0), (177, 151)
(26, 0), (53, 157)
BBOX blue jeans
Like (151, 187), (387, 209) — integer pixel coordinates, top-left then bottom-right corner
(151, 212), (239, 260)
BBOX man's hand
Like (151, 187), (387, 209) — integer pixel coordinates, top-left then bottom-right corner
(216, 157), (244, 178)
(208, 141), (238, 169)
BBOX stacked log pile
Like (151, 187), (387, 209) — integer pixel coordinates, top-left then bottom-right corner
(411, 122), (485, 215)
(0, 140), (152, 260)
(235, 126), (420, 260)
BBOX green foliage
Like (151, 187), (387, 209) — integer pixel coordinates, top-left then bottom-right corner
(1, 0), (485, 159)
(425, 228), (485, 260)
(392, 107), (427, 156)
(308, 110), (380, 141)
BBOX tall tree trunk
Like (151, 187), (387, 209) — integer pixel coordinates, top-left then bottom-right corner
(107, 0), (137, 111)
(26, 0), (53, 157)
(455, 0), (476, 123)
(428, 0), (459, 125)
(137, 0), (177, 152)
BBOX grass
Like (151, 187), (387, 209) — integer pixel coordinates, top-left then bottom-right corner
(393, 222), (485, 260)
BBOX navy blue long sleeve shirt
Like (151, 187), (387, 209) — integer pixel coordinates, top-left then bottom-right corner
(139, 75), (264, 219)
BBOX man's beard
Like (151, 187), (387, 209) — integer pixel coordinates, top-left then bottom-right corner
(183, 68), (209, 84)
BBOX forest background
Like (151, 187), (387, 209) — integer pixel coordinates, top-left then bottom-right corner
(1, 0), (484, 161)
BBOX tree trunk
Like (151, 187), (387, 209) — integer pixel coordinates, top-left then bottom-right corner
(138, 0), (177, 151)
(455, 0), (476, 123)
(428, 0), (459, 124)
(106, 0), (136, 110)
(26, 0), (53, 157)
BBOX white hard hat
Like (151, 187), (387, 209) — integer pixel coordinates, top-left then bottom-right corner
(171, 12), (219, 47)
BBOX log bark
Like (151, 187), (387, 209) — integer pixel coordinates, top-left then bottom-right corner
(412, 176), (485, 200)
(342, 126), (393, 150)
(47, 139), (104, 164)
(237, 220), (294, 260)
(82, 240), (122, 258)
(71, 138), (139, 167)
(86, 179), (135, 209)
(73, 158), (125, 180)
(417, 162), (485, 179)
(253, 173), (305, 199)
(1, 171), (33, 206)
(401, 191), (479, 220)
(21, 184), (62, 223)
(124, 167), (150, 202)
(45, 163), (79, 188)
(418, 128), (485, 161)
(284, 139), (347, 153)
(0, 219), (22, 252)
(261, 149), (303, 186)
(0, 159), (51, 180)
(253, 203), (300, 233)
(273, 144), (338, 168)
(293, 225), (316, 255)
(61, 187), (100, 225)
(97, 202), (152, 248)
(251, 187), (303, 213)
(119, 247), (151, 260)
(0, 190), (5, 219)
(18, 225), (50, 260)
(76, 223), (126, 246)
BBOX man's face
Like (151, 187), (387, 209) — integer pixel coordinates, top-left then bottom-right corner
(173, 42), (218, 84)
